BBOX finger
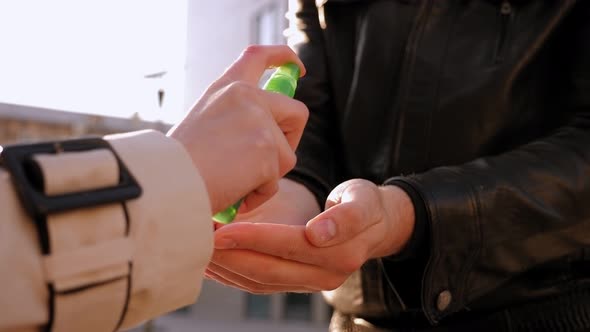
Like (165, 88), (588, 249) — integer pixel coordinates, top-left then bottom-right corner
(207, 263), (317, 294)
(213, 223), (366, 273)
(240, 96), (307, 201)
(324, 181), (355, 210)
(210, 248), (345, 291)
(223, 45), (306, 86)
(207, 268), (278, 294)
(206, 267), (292, 294)
(306, 180), (382, 248)
(264, 100), (300, 175)
(261, 90), (309, 151)
(205, 268), (260, 293)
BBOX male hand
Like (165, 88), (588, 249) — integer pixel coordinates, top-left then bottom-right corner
(207, 179), (415, 294)
(168, 45), (308, 214)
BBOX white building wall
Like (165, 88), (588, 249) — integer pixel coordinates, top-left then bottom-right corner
(0, 1), (188, 124)
(184, 0), (289, 109)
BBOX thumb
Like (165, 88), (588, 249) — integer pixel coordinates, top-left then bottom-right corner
(305, 179), (382, 247)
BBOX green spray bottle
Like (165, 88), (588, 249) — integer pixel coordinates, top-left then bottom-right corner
(212, 63), (301, 224)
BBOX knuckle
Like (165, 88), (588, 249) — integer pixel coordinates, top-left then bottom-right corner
(250, 103), (269, 121)
(238, 104), (268, 126)
(281, 151), (297, 173)
(243, 44), (265, 56)
(255, 132), (279, 180)
(255, 128), (277, 151)
(293, 100), (309, 123)
(288, 152), (298, 169)
(225, 80), (251, 98)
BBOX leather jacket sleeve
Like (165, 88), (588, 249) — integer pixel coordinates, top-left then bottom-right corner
(0, 130), (213, 332)
(288, 0), (590, 325)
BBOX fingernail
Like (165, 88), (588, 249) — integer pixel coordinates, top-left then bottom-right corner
(215, 238), (237, 249)
(309, 219), (336, 244)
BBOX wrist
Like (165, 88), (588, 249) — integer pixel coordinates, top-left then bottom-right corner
(166, 130), (220, 212)
(375, 185), (416, 258)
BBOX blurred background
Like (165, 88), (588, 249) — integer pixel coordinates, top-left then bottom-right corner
(0, 0), (331, 331)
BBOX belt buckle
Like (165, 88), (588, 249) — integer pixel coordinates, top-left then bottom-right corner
(0, 137), (142, 220)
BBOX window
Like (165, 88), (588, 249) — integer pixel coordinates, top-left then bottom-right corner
(245, 294), (272, 320)
(252, 4), (281, 45)
(283, 293), (312, 321)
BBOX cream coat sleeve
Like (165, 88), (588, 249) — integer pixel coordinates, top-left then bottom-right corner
(0, 130), (214, 332)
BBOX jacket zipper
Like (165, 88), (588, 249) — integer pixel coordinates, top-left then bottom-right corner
(390, 0), (433, 172)
(495, 0), (512, 63)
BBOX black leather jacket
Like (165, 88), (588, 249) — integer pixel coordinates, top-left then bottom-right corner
(286, 0), (590, 330)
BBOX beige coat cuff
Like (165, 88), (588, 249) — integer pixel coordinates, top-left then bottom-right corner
(0, 130), (213, 331)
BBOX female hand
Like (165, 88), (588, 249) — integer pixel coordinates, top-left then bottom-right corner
(168, 45), (308, 214)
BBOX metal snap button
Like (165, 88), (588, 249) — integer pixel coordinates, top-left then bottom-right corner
(436, 290), (452, 312)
